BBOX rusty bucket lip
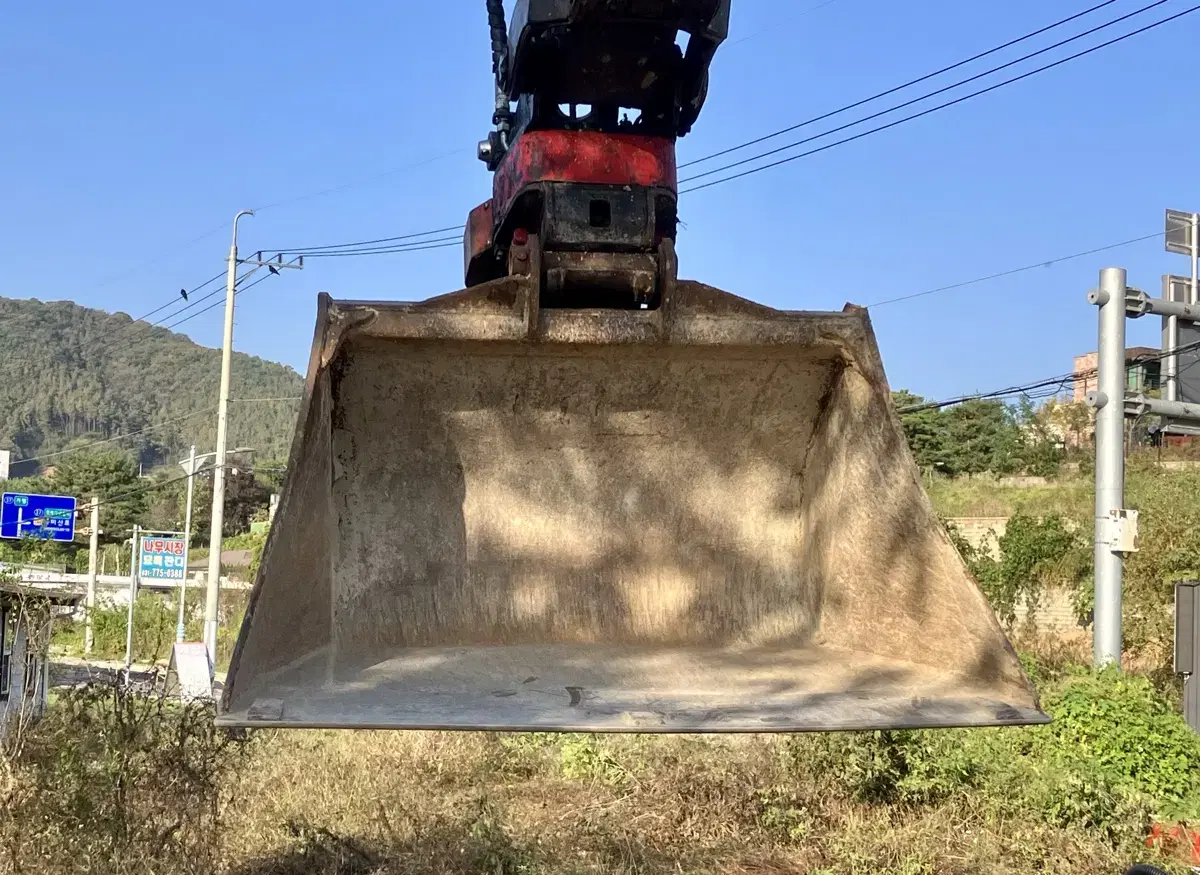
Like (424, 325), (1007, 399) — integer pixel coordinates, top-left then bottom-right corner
(218, 282), (1045, 727)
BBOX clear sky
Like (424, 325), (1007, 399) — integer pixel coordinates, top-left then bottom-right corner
(3, 1), (1199, 405)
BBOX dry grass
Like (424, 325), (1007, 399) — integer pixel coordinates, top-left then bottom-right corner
(2, 647), (1196, 875)
(215, 727), (1180, 875)
(927, 475), (1092, 520)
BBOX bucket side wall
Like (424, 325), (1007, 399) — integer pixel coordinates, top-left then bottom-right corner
(230, 369), (335, 696)
(804, 364), (1035, 707)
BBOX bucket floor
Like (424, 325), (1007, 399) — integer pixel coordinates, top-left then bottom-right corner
(219, 643), (1047, 731)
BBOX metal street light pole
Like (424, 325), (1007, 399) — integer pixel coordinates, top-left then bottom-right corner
(204, 209), (254, 661)
(1088, 268), (1128, 668)
(177, 445), (197, 643)
(1191, 212), (1198, 307)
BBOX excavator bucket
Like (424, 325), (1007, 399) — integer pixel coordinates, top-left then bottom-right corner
(217, 278), (1047, 732)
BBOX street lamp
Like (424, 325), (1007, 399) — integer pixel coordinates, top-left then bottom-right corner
(177, 445), (253, 643)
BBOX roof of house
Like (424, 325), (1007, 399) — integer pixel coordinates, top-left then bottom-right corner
(0, 581), (85, 606)
(1125, 346), (1161, 362)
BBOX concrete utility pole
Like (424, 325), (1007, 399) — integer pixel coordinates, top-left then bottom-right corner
(1088, 268), (1128, 668)
(84, 496), (99, 654)
(205, 209), (254, 660)
(202, 214), (300, 661)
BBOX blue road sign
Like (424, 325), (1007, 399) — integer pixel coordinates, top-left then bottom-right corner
(0, 492), (77, 542)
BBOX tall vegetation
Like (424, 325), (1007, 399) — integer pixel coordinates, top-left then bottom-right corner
(892, 390), (1069, 477)
(0, 296), (302, 469)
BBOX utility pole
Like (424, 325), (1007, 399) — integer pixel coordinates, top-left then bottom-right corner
(205, 209), (254, 660)
(177, 445), (197, 643)
(203, 212), (301, 662)
(84, 496), (99, 655)
(1088, 268), (1128, 667)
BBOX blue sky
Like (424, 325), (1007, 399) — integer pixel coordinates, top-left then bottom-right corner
(2, 0), (1198, 404)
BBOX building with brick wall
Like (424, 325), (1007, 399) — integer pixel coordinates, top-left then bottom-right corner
(1073, 346), (1161, 402)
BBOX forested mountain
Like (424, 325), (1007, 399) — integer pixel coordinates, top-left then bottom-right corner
(0, 296), (303, 472)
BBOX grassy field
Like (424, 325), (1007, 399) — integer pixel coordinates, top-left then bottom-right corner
(3, 635), (1199, 875)
(927, 475), (1092, 519)
(7, 466), (1200, 874)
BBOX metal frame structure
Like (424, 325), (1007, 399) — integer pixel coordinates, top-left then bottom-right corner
(1176, 581), (1199, 731)
(1087, 232), (1200, 690)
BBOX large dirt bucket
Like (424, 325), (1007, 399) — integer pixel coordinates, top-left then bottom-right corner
(217, 278), (1046, 732)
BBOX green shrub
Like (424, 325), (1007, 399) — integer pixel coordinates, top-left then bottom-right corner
(787, 728), (982, 806)
(54, 592), (178, 665)
(974, 512), (1088, 627)
(784, 665), (1198, 846)
(1034, 667), (1200, 820)
(558, 734), (632, 786)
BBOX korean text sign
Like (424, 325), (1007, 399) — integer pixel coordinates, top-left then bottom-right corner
(139, 536), (186, 581)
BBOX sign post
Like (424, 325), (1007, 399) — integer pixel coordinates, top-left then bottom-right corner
(123, 525), (139, 679)
(1, 493), (77, 541)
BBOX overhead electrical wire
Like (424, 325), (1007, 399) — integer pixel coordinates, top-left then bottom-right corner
(25, 1), (1197, 376)
(84, 461), (256, 513)
(161, 272), (276, 331)
(902, 340), (1200, 414)
(680, 1), (1197, 193)
(264, 225), (462, 254)
(680, 0), (1124, 170)
(253, 4), (1195, 274)
(297, 239), (462, 258)
(866, 230), (1165, 308)
(16, 411), (218, 468)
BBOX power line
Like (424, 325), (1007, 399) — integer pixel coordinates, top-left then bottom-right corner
(266, 225), (462, 254)
(866, 230), (1165, 308)
(86, 463), (250, 513)
(253, 148), (470, 213)
(903, 339), (1200, 414)
(680, 0), (1123, 170)
(724, 0), (846, 48)
(161, 273), (276, 332)
(680, 0), (1182, 191)
(15, 411), (218, 468)
(297, 239), (461, 259)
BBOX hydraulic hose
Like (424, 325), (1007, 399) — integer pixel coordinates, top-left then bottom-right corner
(486, 0), (509, 87)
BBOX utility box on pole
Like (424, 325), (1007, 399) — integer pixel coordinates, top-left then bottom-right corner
(1177, 581), (1200, 732)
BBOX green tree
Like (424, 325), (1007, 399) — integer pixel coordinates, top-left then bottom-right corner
(942, 400), (1021, 476)
(223, 469), (271, 536)
(1013, 397), (1063, 478)
(50, 450), (146, 537)
(0, 295), (302, 468)
(892, 391), (947, 472)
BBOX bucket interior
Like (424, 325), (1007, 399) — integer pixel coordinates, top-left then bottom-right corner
(218, 283), (1045, 731)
